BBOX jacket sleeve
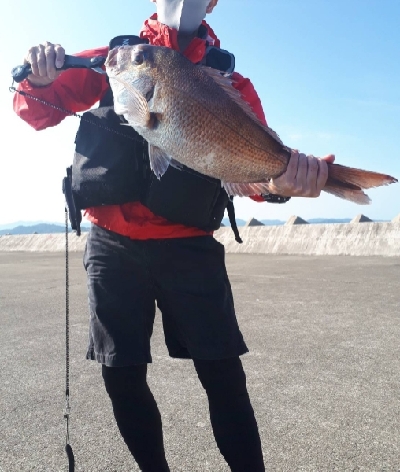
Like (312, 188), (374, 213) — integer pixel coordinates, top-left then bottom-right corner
(13, 47), (110, 131)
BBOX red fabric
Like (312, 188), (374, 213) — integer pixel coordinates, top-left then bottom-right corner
(249, 194), (264, 202)
(13, 18), (267, 240)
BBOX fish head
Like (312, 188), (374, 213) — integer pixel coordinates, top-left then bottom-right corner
(105, 44), (187, 125)
(105, 44), (159, 86)
(105, 44), (162, 120)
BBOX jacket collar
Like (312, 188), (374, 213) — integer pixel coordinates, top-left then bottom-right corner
(139, 14), (220, 64)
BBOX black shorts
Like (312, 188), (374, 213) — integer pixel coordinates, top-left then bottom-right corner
(83, 224), (248, 367)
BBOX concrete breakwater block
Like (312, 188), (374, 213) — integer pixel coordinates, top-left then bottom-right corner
(351, 214), (373, 223)
(285, 215), (309, 225)
(244, 218), (264, 227)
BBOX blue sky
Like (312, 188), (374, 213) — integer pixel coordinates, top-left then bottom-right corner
(1, 0), (399, 225)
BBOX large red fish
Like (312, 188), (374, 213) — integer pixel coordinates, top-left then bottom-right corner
(105, 44), (397, 204)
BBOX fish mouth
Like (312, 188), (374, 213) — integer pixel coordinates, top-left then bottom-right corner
(105, 46), (121, 70)
(105, 44), (147, 77)
(105, 45), (133, 74)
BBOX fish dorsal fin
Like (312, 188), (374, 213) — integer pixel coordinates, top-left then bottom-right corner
(200, 67), (283, 145)
(148, 144), (172, 179)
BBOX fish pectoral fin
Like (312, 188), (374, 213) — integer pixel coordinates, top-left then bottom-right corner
(223, 182), (272, 197)
(118, 84), (152, 128)
(149, 144), (172, 179)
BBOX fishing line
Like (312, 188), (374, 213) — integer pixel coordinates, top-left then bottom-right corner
(64, 208), (75, 472)
(9, 85), (144, 143)
(8, 82), (139, 470)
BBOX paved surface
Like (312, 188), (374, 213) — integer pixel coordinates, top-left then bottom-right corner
(1, 252), (399, 472)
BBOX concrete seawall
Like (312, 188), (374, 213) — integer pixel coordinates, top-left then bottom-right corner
(216, 222), (400, 256)
(1, 222), (399, 256)
(0, 233), (88, 252)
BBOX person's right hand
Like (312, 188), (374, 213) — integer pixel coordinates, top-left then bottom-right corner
(24, 41), (65, 86)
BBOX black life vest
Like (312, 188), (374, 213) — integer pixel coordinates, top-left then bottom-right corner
(65, 34), (242, 239)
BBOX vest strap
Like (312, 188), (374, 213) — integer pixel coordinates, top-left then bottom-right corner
(227, 200), (243, 244)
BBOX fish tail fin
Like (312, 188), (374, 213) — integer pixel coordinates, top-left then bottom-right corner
(324, 164), (397, 204)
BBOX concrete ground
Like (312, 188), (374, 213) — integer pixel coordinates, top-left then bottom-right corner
(0, 252), (399, 472)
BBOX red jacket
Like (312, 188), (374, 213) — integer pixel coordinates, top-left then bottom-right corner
(13, 17), (267, 240)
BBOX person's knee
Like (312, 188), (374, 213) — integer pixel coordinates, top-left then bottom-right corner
(102, 363), (148, 398)
(193, 357), (247, 398)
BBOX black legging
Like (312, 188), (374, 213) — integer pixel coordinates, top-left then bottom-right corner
(102, 357), (265, 472)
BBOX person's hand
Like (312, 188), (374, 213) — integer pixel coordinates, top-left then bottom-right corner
(268, 150), (335, 198)
(24, 41), (65, 87)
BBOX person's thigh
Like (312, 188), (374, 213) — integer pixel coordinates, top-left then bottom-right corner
(84, 224), (156, 366)
(149, 236), (248, 360)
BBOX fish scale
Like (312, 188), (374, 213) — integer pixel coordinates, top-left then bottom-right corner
(160, 60), (288, 181)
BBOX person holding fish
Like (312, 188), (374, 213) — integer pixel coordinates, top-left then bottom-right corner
(13, 0), (396, 471)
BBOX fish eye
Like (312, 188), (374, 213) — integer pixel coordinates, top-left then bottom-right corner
(132, 52), (144, 66)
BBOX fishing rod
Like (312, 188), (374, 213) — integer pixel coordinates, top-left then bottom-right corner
(11, 55), (106, 83)
(10, 34), (149, 83)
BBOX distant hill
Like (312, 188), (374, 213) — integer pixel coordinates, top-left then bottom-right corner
(222, 218), (246, 227)
(0, 220), (48, 231)
(308, 218), (351, 224)
(260, 219), (285, 226)
(0, 217), (390, 235)
(0, 223), (90, 235)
